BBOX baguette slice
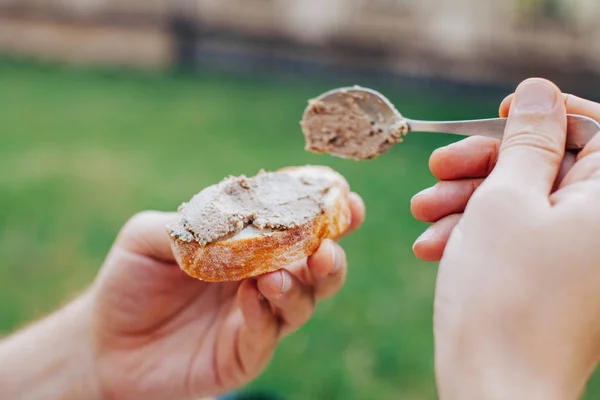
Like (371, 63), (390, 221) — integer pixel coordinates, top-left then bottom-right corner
(167, 165), (351, 282)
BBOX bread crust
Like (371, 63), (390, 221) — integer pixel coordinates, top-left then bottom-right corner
(169, 166), (351, 282)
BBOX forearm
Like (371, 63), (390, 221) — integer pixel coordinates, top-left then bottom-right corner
(435, 345), (589, 400)
(0, 293), (100, 400)
(437, 371), (575, 400)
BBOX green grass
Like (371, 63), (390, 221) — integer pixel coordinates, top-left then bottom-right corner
(3, 59), (596, 399)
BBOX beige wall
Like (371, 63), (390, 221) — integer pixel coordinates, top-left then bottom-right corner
(1, 0), (600, 81)
(185, 0), (599, 64)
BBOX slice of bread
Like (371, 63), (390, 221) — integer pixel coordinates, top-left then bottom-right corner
(167, 165), (351, 282)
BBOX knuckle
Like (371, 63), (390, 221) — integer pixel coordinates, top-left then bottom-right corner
(119, 210), (159, 239)
(485, 139), (500, 175)
(469, 182), (506, 204)
(577, 147), (600, 164)
(285, 297), (315, 332)
(590, 169), (600, 181)
(567, 152), (600, 183)
(511, 108), (552, 119)
(586, 164), (600, 183)
(305, 295), (317, 319)
(501, 128), (563, 163)
(125, 210), (154, 228)
(576, 132), (600, 160)
(576, 144), (600, 163)
(470, 181), (530, 210)
(564, 93), (574, 110)
(467, 182), (550, 234)
(316, 277), (344, 300)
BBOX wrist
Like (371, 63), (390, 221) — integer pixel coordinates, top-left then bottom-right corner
(435, 338), (588, 400)
(0, 291), (101, 400)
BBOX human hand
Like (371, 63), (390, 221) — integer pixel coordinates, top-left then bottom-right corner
(88, 194), (365, 399)
(411, 86), (600, 261)
(426, 78), (600, 399)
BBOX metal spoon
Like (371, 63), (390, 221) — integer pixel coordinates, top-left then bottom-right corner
(300, 85), (600, 160)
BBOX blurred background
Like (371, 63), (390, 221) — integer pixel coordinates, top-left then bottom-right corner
(1, 1), (600, 399)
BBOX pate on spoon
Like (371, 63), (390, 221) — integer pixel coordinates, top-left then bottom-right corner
(300, 86), (600, 161)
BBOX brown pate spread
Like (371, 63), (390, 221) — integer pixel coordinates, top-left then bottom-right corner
(168, 170), (331, 245)
(301, 92), (408, 160)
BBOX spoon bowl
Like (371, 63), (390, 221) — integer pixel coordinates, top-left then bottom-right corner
(311, 86), (403, 129)
(300, 86), (408, 160)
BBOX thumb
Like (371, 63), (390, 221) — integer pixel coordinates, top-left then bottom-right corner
(490, 78), (567, 195)
(115, 211), (179, 263)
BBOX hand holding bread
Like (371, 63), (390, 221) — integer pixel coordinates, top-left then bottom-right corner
(86, 167), (364, 399)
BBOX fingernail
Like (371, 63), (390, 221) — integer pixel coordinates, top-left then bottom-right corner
(330, 242), (343, 274)
(410, 187), (435, 204)
(513, 79), (557, 112)
(279, 270), (291, 297)
(413, 227), (436, 248)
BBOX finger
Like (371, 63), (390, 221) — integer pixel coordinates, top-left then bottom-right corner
(411, 179), (484, 223)
(257, 269), (315, 336)
(284, 239), (346, 292)
(412, 214), (462, 262)
(413, 156), (575, 225)
(219, 280), (278, 384)
(306, 239), (347, 300)
(429, 136), (500, 180)
(554, 151), (577, 189)
(489, 78), (567, 195)
(238, 280), (278, 333)
(500, 93), (600, 122)
(428, 116), (575, 186)
(556, 133), (600, 190)
(339, 192), (366, 239)
(115, 210), (179, 263)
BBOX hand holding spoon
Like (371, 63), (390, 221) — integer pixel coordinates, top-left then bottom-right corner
(300, 86), (600, 160)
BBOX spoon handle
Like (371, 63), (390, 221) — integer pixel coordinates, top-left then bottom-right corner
(407, 114), (600, 150)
